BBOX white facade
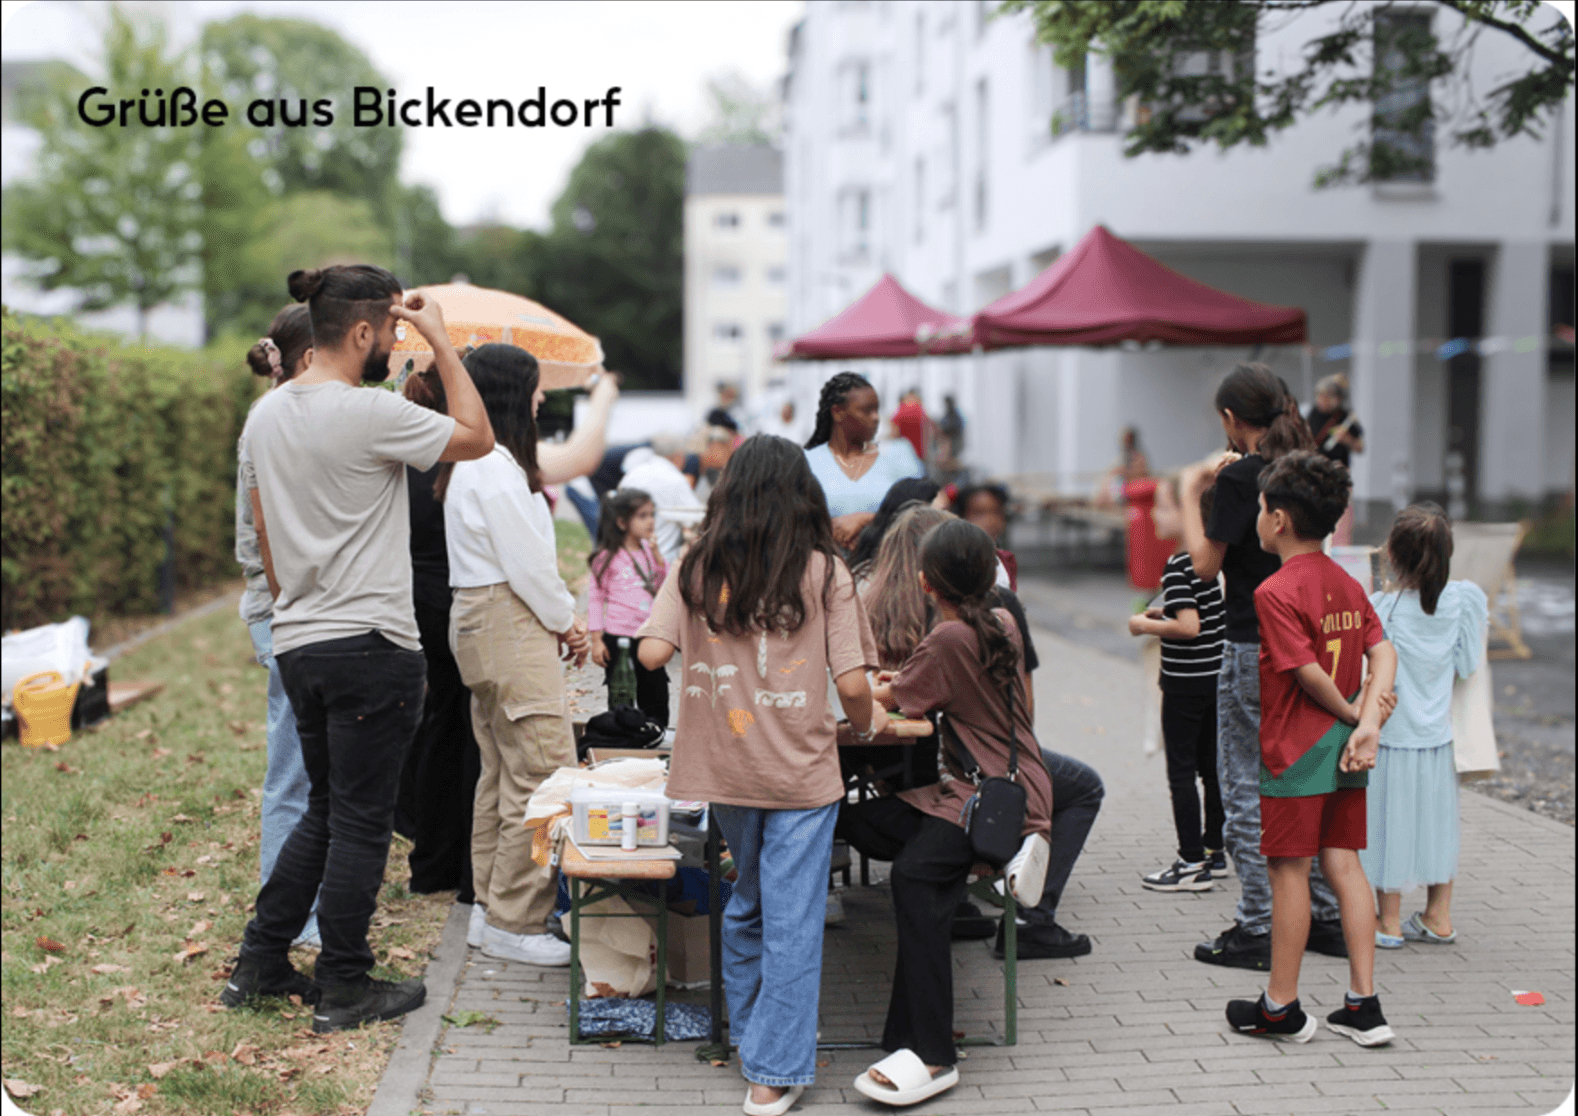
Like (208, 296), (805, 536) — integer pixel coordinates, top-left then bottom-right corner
(683, 147), (789, 420)
(782, 0), (1576, 521)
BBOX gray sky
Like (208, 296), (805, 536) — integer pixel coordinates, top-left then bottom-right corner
(1, 0), (802, 229)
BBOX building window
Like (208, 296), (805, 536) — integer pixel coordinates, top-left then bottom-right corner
(974, 78), (989, 232)
(913, 157), (926, 244)
(713, 322), (744, 342)
(766, 265), (787, 285)
(1052, 52), (1087, 137)
(915, 11), (926, 95)
(839, 187), (871, 261)
(767, 322), (786, 343)
(938, 102), (957, 208)
(840, 58), (872, 132)
(1028, 41), (1055, 149)
(713, 211), (740, 230)
(1372, 10), (1436, 182)
(767, 210), (786, 228)
(712, 265), (742, 288)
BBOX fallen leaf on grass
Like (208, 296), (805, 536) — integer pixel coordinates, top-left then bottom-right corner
(144, 833), (174, 854)
(136, 1084), (157, 1100)
(54, 762), (80, 774)
(186, 892), (205, 902)
(146, 1062), (183, 1079)
(91, 964), (130, 974)
(4, 1080), (43, 1099)
(151, 748), (171, 759)
(114, 987), (148, 1009)
(29, 957), (61, 974)
(387, 946), (415, 961)
(10, 1006), (28, 1018)
(36, 937), (67, 953)
(172, 942), (209, 964)
(134, 729), (153, 740)
(202, 1051), (228, 1064)
(188, 921), (211, 936)
(230, 1041), (259, 1066)
(185, 753), (206, 765)
(169, 814), (196, 824)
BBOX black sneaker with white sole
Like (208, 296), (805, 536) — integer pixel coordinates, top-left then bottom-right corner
(1306, 917), (1350, 957)
(1206, 849), (1228, 874)
(312, 976), (426, 1033)
(1194, 923), (1271, 970)
(220, 955), (319, 1008)
(1225, 996), (1317, 1042)
(1141, 859), (1215, 892)
(1326, 996), (1395, 1046)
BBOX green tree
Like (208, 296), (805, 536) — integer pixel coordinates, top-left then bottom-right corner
(536, 128), (686, 392)
(2, 9), (202, 338)
(198, 14), (403, 207)
(1000, 0), (1574, 186)
(697, 70), (782, 145)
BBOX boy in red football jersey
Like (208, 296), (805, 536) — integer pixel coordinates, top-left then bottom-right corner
(1225, 451), (1398, 1047)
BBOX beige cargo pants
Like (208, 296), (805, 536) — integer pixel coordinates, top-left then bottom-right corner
(450, 583), (576, 935)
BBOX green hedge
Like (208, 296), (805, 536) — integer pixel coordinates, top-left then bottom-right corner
(1, 308), (257, 630)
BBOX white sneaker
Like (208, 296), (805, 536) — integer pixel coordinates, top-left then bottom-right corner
(481, 923), (571, 967)
(824, 891), (846, 926)
(467, 903), (487, 948)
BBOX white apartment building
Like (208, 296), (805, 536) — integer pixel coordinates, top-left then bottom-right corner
(782, 0), (1575, 524)
(683, 146), (789, 420)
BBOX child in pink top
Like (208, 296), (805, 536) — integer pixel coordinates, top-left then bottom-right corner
(587, 488), (669, 725)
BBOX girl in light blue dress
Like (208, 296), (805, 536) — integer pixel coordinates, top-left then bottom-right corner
(1364, 503), (1487, 948)
(803, 373), (925, 551)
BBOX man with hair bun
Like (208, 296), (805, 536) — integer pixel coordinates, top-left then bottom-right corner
(223, 264), (494, 1033)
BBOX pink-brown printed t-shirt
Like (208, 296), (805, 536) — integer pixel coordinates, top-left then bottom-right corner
(636, 552), (878, 810)
(892, 613), (1053, 838)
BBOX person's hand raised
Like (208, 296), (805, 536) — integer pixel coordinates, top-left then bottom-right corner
(389, 290), (448, 347)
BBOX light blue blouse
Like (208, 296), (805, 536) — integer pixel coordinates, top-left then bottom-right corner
(1370, 581), (1488, 750)
(804, 439), (926, 519)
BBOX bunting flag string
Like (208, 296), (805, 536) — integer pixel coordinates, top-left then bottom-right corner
(1312, 326), (1573, 363)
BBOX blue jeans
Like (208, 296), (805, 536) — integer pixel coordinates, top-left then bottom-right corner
(1218, 642), (1340, 934)
(712, 801), (839, 1088)
(1024, 749), (1104, 927)
(247, 620), (318, 941)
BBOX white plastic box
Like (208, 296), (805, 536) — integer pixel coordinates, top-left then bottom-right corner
(568, 785), (671, 847)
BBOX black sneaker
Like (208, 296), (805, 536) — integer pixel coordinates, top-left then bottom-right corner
(1306, 918), (1350, 958)
(1206, 849), (1228, 874)
(311, 976), (426, 1033)
(1141, 859), (1215, 892)
(220, 955), (320, 1008)
(1326, 996), (1395, 1046)
(952, 900), (998, 941)
(1225, 995), (1317, 1042)
(1194, 923), (1271, 971)
(993, 920), (1092, 959)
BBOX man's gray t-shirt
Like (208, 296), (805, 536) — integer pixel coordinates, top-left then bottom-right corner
(242, 380), (455, 656)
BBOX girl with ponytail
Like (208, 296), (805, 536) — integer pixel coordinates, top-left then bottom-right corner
(1363, 504), (1486, 948)
(843, 518), (1051, 1104)
(236, 303), (320, 948)
(1175, 362), (1347, 970)
(803, 372), (925, 550)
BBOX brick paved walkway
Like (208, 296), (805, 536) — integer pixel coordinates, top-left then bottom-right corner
(370, 626), (1574, 1116)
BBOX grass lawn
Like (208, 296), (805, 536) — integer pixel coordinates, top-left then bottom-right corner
(1, 599), (452, 1116)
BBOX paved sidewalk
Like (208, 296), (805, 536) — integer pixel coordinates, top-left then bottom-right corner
(371, 626), (1574, 1116)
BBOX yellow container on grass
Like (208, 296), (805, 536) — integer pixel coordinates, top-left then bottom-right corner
(14, 670), (80, 747)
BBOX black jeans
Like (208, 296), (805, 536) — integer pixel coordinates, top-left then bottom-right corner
(1160, 689), (1224, 864)
(1024, 748), (1105, 927)
(838, 798), (973, 1068)
(398, 602), (480, 898)
(240, 632), (426, 986)
(599, 632), (670, 727)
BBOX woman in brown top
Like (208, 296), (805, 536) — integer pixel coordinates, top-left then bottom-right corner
(843, 518), (1052, 1105)
(637, 435), (883, 1116)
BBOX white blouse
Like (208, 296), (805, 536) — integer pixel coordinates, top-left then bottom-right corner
(444, 445), (576, 634)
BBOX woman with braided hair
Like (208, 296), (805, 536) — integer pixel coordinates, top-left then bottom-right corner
(804, 372), (925, 550)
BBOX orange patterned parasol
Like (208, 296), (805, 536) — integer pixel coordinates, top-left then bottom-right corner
(388, 281), (603, 389)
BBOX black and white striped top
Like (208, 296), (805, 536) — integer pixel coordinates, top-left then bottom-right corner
(1159, 551), (1224, 694)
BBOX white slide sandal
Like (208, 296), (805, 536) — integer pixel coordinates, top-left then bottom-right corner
(742, 1084), (804, 1116)
(853, 1049), (960, 1107)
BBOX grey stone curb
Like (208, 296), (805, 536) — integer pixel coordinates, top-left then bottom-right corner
(366, 901), (470, 1116)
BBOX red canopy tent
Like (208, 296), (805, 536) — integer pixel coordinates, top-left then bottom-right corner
(971, 225), (1307, 348)
(783, 273), (972, 359)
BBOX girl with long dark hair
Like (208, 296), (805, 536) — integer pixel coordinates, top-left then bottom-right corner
(586, 486), (669, 725)
(803, 372), (925, 550)
(1363, 504), (1486, 948)
(844, 518), (1053, 1105)
(636, 434), (883, 1114)
(442, 344), (591, 968)
(1176, 363), (1348, 971)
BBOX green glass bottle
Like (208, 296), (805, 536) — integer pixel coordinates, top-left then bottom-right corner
(610, 637), (637, 709)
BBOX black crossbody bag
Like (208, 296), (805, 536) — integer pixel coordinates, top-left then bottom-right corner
(941, 678), (1028, 868)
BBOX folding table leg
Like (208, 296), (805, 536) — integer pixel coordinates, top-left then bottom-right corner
(1003, 891), (1017, 1046)
(569, 877), (582, 1043)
